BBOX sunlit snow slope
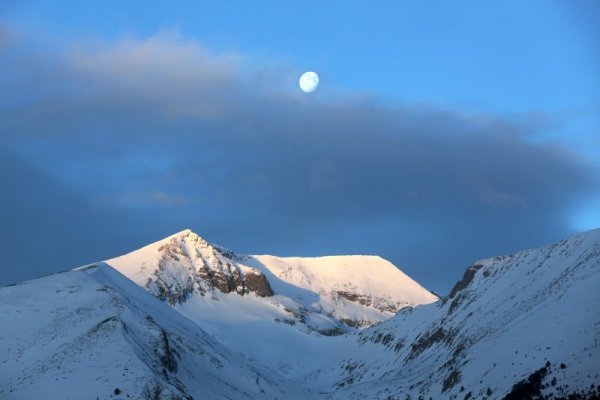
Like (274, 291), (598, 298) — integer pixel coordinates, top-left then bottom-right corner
(248, 253), (438, 325)
(2, 228), (599, 400)
(106, 229), (437, 377)
(0, 264), (312, 399)
(310, 229), (600, 399)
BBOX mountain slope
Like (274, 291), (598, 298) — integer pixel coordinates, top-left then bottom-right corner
(106, 229), (274, 303)
(0, 263), (312, 399)
(309, 229), (600, 399)
(106, 229), (438, 377)
(3, 228), (599, 399)
(248, 254), (437, 326)
(107, 229), (437, 330)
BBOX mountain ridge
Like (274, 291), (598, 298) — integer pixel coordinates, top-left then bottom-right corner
(0, 262), (312, 399)
(104, 228), (440, 378)
(107, 228), (438, 333)
(310, 228), (600, 399)
(1, 228), (599, 399)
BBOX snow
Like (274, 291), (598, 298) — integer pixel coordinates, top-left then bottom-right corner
(106, 229), (197, 288)
(0, 263), (313, 399)
(248, 254), (438, 319)
(2, 228), (599, 399)
(312, 228), (600, 399)
(104, 229), (439, 378)
(251, 254), (434, 303)
(107, 229), (438, 329)
(176, 291), (354, 379)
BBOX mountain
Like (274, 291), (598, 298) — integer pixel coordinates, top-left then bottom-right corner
(308, 228), (600, 399)
(106, 229), (438, 377)
(2, 228), (599, 399)
(107, 229), (437, 327)
(0, 263), (312, 399)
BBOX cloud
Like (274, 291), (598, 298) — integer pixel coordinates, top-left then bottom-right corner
(1, 32), (598, 292)
(66, 32), (243, 119)
(99, 190), (188, 208)
(0, 149), (171, 285)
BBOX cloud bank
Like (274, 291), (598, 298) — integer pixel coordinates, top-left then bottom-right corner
(1, 32), (598, 292)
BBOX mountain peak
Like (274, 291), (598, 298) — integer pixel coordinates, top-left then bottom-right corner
(107, 229), (273, 303)
(163, 228), (204, 244)
(106, 230), (438, 336)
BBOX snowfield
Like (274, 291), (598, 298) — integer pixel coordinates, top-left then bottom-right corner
(1, 228), (599, 399)
(0, 263), (313, 399)
(106, 229), (438, 378)
(312, 228), (600, 399)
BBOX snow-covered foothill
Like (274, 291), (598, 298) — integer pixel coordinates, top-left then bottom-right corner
(2, 228), (599, 399)
(0, 263), (312, 399)
(311, 229), (600, 399)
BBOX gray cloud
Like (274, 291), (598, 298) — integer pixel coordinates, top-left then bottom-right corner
(1, 33), (598, 292)
(0, 149), (174, 285)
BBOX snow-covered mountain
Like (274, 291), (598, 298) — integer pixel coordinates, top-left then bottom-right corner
(2, 228), (599, 399)
(108, 229), (437, 330)
(106, 229), (438, 377)
(0, 263), (312, 399)
(309, 228), (600, 399)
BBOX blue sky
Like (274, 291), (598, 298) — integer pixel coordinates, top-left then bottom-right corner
(5, 1), (599, 112)
(0, 1), (598, 292)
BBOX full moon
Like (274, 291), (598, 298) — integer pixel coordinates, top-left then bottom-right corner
(299, 71), (319, 93)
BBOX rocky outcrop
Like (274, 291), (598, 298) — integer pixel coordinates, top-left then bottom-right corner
(147, 276), (195, 305)
(243, 270), (274, 297)
(157, 328), (177, 374)
(339, 317), (371, 328)
(140, 231), (274, 303)
(441, 262), (485, 315)
(336, 290), (403, 313)
(210, 260), (245, 295)
(446, 262), (484, 300)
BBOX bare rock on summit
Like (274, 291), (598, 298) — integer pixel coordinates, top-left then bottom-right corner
(107, 229), (274, 304)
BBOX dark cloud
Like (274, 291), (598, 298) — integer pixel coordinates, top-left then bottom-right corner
(0, 149), (176, 285)
(1, 33), (598, 292)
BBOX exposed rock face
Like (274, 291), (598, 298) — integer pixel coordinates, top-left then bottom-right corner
(442, 262), (484, 315)
(209, 260), (245, 295)
(114, 230), (274, 304)
(157, 328), (177, 374)
(445, 262), (484, 300)
(339, 317), (371, 328)
(149, 276), (195, 305)
(243, 270), (274, 297)
(336, 290), (403, 313)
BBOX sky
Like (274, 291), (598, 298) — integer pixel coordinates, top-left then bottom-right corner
(0, 1), (599, 294)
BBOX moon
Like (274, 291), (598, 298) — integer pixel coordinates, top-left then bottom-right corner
(299, 71), (319, 93)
